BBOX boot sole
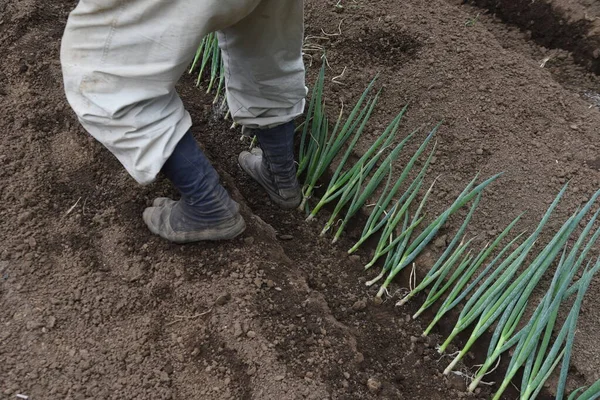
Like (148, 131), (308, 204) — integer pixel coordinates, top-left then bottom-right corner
(172, 214), (246, 244)
(143, 208), (246, 244)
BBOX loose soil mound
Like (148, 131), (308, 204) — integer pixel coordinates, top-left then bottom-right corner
(1, 0), (599, 399)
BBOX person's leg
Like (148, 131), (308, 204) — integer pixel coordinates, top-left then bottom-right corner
(143, 132), (245, 243)
(217, 0), (307, 209)
(61, 0), (261, 242)
(238, 123), (300, 208)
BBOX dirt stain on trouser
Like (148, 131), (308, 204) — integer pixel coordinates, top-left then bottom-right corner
(60, 0), (307, 185)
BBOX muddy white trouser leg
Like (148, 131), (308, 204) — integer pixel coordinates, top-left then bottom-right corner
(61, 0), (304, 185)
(217, 0), (307, 129)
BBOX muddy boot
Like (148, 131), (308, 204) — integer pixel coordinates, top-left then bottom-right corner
(143, 131), (246, 243)
(238, 121), (301, 209)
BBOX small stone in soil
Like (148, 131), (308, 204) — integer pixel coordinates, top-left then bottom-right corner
(26, 320), (44, 330)
(367, 377), (382, 393)
(233, 322), (243, 338)
(433, 235), (447, 248)
(351, 299), (367, 311)
(446, 373), (466, 391)
(17, 211), (33, 224)
(278, 234), (294, 241)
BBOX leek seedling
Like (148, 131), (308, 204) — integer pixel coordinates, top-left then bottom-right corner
(365, 169), (439, 296)
(362, 160), (435, 271)
(330, 137), (436, 243)
(366, 205), (426, 287)
(305, 108), (406, 220)
(519, 214), (600, 398)
(374, 173), (502, 299)
(347, 127), (438, 252)
(495, 259), (598, 400)
(190, 33), (225, 103)
(572, 379), (600, 400)
(319, 114), (410, 235)
(300, 67), (328, 188)
(437, 183), (569, 354)
(422, 221), (525, 336)
(396, 193), (481, 307)
(520, 260), (597, 400)
(366, 212), (412, 287)
(333, 130), (438, 242)
(366, 170), (436, 288)
(297, 63), (324, 179)
(473, 206), (599, 392)
(491, 223), (600, 400)
(519, 246), (572, 398)
(411, 244), (475, 316)
(299, 75), (379, 210)
(444, 201), (588, 376)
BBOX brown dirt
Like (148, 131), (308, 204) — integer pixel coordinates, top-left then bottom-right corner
(465, 0), (600, 74)
(1, 0), (600, 399)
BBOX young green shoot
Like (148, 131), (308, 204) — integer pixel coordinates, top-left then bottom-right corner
(422, 215), (524, 336)
(490, 201), (600, 400)
(299, 75), (379, 210)
(362, 165), (434, 272)
(396, 193), (481, 307)
(190, 33), (224, 98)
(444, 202), (585, 376)
(347, 127), (438, 251)
(375, 173), (502, 299)
(571, 378), (600, 400)
(411, 244), (474, 317)
(437, 183), (569, 355)
(494, 259), (598, 400)
(520, 261), (596, 400)
(319, 115), (412, 236)
(305, 107), (407, 220)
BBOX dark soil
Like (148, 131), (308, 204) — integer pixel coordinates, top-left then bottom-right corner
(1, 0), (600, 399)
(465, 0), (600, 74)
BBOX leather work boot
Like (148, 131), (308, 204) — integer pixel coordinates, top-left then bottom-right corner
(143, 131), (246, 243)
(238, 121), (301, 209)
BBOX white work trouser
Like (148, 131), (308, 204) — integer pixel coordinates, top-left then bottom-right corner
(61, 0), (306, 184)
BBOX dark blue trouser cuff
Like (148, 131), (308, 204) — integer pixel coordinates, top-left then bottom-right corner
(161, 131), (237, 227)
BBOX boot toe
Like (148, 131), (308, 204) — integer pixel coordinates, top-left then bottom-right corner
(142, 207), (159, 235)
(238, 150), (256, 167)
(143, 206), (164, 235)
(152, 197), (175, 207)
(238, 151), (262, 180)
